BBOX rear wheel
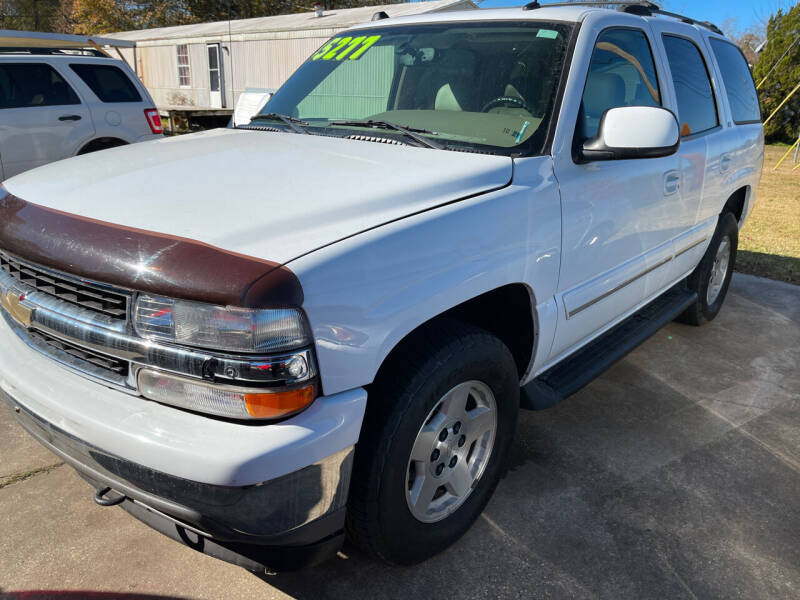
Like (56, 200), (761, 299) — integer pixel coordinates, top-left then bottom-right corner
(346, 320), (518, 564)
(678, 212), (738, 326)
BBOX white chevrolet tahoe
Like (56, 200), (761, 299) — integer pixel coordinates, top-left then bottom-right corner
(0, 2), (763, 571)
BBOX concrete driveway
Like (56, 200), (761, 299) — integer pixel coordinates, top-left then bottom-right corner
(1, 273), (798, 600)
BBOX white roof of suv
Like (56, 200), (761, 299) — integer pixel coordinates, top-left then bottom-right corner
(350, 4), (717, 38)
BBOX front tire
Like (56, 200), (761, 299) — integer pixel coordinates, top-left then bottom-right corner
(346, 320), (519, 564)
(678, 211), (738, 326)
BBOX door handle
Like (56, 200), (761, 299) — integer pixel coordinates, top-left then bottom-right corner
(58, 114), (82, 121)
(720, 154), (732, 173)
(664, 170), (681, 196)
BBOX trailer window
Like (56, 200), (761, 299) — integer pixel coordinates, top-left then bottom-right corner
(177, 45), (191, 87)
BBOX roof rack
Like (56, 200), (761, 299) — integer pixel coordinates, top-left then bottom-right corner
(521, 1), (725, 36)
(523, 1), (654, 9)
(0, 47), (107, 57)
(0, 30), (135, 58)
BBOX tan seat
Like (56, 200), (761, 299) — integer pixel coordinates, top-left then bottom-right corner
(434, 84), (463, 111)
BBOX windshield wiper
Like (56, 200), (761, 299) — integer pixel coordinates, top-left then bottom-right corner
(329, 119), (443, 150)
(248, 113), (309, 134)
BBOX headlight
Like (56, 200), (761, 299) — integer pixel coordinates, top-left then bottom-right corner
(138, 369), (316, 420)
(133, 294), (311, 353)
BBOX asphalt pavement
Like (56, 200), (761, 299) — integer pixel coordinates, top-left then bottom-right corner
(1, 273), (798, 600)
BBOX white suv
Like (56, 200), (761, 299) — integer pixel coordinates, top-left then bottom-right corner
(0, 2), (763, 571)
(0, 53), (163, 179)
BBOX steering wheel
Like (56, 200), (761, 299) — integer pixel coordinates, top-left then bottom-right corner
(480, 96), (534, 114)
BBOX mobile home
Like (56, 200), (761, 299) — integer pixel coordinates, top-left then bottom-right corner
(109, 0), (476, 114)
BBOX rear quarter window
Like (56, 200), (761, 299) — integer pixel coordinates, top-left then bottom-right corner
(70, 63), (142, 103)
(709, 38), (761, 123)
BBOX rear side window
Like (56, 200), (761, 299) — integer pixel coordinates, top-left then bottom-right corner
(579, 28), (661, 140)
(70, 64), (142, 103)
(0, 63), (80, 108)
(662, 35), (719, 136)
(709, 38), (761, 123)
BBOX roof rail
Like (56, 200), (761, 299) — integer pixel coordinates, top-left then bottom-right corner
(0, 30), (135, 56)
(521, 1), (725, 35)
(0, 47), (107, 57)
(523, 1), (652, 9)
(620, 3), (724, 35)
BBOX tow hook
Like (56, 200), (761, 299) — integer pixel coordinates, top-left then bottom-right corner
(93, 486), (126, 507)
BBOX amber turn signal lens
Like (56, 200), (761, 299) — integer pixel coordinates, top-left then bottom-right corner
(245, 385), (316, 419)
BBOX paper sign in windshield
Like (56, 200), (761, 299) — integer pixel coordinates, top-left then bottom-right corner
(311, 35), (382, 61)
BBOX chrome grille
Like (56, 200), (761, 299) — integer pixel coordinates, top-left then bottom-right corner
(27, 329), (129, 377)
(0, 250), (129, 320)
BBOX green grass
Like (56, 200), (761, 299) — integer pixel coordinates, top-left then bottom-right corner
(735, 145), (800, 285)
(0, 462), (63, 489)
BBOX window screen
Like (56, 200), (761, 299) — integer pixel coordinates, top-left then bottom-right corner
(579, 28), (661, 140)
(662, 35), (719, 136)
(0, 63), (80, 108)
(70, 64), (142, 103)
(177, 45), (191, 87)
(710, 38), (761, 123)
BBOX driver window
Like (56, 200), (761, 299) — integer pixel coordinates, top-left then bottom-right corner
(579, 28), (661, 140)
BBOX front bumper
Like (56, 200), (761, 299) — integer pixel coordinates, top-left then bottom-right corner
(0, 301), (367, 571)
(3, 389), (352, 571)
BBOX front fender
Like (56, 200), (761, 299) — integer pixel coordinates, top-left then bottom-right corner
(289, 156), (562, 395)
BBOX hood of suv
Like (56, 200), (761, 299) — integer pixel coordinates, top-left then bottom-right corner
(3, 128), (512, 265)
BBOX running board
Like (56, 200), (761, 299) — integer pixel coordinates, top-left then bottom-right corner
(521, 285), (697, 410)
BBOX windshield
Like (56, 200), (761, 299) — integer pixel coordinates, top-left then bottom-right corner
(259, 21), (573, 155)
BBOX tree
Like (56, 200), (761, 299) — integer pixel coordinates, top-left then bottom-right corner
(0, 0), (61, 31)
(753, 3), (800, 143)
(720, 17), (765, 65)
(55, 0), (194, 34)
(735, 32), (766, 65)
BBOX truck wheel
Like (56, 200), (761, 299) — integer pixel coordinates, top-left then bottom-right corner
(346, 320), (519, 564)
(678, 212), (738, 326)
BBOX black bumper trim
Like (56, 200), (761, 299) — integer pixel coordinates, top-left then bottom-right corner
(119, 494), (344, 572)
(3, 389), (350, 554)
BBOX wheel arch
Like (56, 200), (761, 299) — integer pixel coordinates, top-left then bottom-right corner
(370, 283), (537, 391)
(77, 137), (129, 155)
(722, 185), (749, 226)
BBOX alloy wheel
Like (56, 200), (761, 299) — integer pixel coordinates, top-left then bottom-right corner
(405, 380), (497, 523)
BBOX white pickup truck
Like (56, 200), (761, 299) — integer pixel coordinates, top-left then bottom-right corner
(0, 2), (763, 571)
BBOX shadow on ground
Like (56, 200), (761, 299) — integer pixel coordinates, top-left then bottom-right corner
(736, 250), (800, 286)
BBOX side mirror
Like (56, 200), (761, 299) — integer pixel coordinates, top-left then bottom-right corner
(578, 106), (680, 163)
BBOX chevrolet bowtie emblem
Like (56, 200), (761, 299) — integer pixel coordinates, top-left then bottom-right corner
(1, 291), (32, 328)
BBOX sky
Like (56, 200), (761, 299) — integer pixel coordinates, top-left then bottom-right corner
(475, 0), (797, 36)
